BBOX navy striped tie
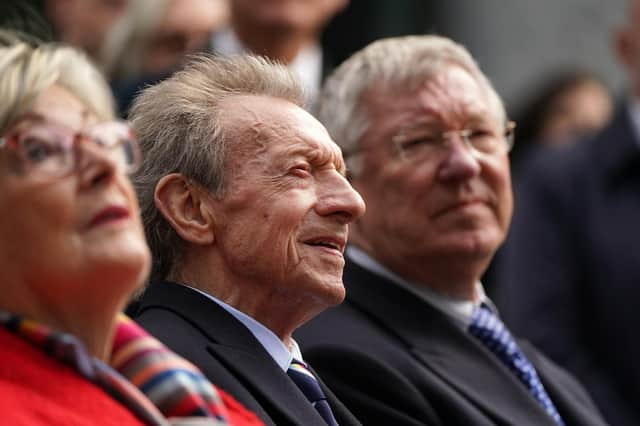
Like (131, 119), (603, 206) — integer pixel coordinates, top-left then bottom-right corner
(287, 359), (338, 425)
(469, 304), (564, 425)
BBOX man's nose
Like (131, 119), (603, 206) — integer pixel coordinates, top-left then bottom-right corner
(316, 172), (366, 224)
(436, 137), (482, 182)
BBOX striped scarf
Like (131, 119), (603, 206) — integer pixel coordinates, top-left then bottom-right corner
(112, 314), (229, 421)
(0, 310), (231, 425)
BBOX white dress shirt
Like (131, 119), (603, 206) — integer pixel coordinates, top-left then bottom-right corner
(185, 284), (304, 371)
(346, 246), (496, 330)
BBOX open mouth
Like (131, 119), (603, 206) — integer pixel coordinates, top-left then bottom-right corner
(304, 237), (345, 253)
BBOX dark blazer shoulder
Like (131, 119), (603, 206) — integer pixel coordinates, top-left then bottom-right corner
(135, 281), (360, 426)
(298, 259), (607, 426)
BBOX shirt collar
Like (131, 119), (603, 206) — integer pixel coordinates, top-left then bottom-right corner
(346, 246), (494, 329)
(184, 284), (301, 371)
(287, 42), (323, 111)
(210, 27), (246, 56)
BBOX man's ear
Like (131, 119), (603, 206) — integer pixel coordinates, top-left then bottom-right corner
(154, 173), (215, 245)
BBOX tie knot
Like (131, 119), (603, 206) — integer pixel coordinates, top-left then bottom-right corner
(289, 359), (317, 380)
(470, 302), (495, 323)
(288, 360), (325, 402)
(287, 359), (339, 426)
(470, 304), (509, 336)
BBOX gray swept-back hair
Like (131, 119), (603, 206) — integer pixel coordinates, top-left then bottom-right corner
(129, 53), (303, 282)
(0, 31), (115, 133)
(318, 35), (506, 174)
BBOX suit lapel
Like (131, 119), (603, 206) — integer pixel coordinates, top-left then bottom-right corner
(138, 282), (331, 426)
(520, 341), (601, 426)
(309, 363), (362, 425)
(208, 343), (330, 426)
(411, 331), (556, 426)
(343, 260), (556, 425)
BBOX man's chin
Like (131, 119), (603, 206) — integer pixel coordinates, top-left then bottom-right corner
(306, 276), (346, 307)
(426, 230), (502, 260)
(325, 284), (347, 306)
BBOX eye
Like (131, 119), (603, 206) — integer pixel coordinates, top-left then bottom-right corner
(400, 134), (440, 150)
(468, 129), (497, 151)
(468, 129), (494, 140)
(19, 136), (63, 164)
(289, 164), (312, 177)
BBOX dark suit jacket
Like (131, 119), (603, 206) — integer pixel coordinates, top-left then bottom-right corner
(133, 281), (361, 426)
(496, 105), (640, 425)
(295, 259), (607, 426)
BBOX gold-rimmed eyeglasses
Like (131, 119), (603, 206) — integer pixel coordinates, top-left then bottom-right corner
(0, 120), (141, 181)
(391, 121), (516, 161)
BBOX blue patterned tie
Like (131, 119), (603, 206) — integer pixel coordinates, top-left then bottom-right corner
(287, 359), (338, 426)
(469, 304), (565, 425)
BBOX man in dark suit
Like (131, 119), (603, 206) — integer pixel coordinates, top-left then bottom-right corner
(295, 35), (607, 425)
(495, 2), (640, 424)
(128, 54), (365, 426)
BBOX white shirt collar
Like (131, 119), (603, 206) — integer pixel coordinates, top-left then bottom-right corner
(211, 27), (323, 111)
(346, 246), (493, 329)
(288, 42), (323, 112)
(210, 27), (246, 56)
(626, 98), (640, 148)
(184, 284), (302, 371)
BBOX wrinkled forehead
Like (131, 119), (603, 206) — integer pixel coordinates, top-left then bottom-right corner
(223, 95), (346, 173)
(365, 65), (502, 131)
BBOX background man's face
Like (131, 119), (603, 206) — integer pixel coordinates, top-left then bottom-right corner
(210, 95), (365, 306)
(141, 0), (229, 76)
(46, 0), (128, 56)
(230, 0), (348, 34)
(351, 66), (513, 268)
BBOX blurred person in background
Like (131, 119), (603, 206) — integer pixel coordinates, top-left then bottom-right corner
(509, 70), (613, 174)
(295, 35), (606, 426)
(44, 0), (128, 61)
(481, 71), (613, 295)
(1, 0), (128, 64)
(496, 1), (640, 424)
(5, 0), (229, 116)
(105, 0), (229, 80)
(0, 32), (260, 426)
(212, 0), (349, 111)
(106, 0), (229, 115)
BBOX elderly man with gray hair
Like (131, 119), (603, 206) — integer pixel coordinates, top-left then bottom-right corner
(128, 54), (365, 426)
(296, 35), (607, 426)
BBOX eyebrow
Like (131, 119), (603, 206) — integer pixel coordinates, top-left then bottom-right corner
(398, 114), (496, 134)
(10, 109), (93, 131)
(11, 112), (47, 126)
(284, 144), (347, 175)
(396, 119), (438, 134)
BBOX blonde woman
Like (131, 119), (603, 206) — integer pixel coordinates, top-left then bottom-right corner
(0, 33), (260, 425)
